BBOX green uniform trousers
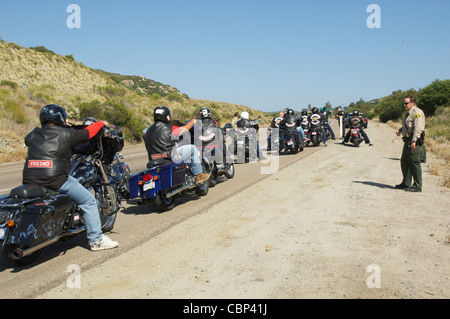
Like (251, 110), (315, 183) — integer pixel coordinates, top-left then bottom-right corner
(400, 142), (427, 190)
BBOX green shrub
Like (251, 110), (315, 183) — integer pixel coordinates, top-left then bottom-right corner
(29, 46), (56, 55)
(418, 79), (450, 116)
(0, 80), (18, 91)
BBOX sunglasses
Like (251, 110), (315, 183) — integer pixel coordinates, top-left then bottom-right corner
(404, 102), (410, 105)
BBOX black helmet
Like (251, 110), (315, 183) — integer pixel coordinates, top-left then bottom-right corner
(154, 106), (171, 123)
(287, 109), (294, 115)
(40, 104), (68, 127)
(302, 111), (307, 116)
(83, 117), (98, 126)
(199, 107), (212, 119)
(353, 110), (359, 117)
(312, 107), (319, 114)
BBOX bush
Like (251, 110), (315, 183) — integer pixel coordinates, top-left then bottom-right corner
(0, 80), (18, 91)
(418, 79), (450, 116)
(29, 46), (56, 55)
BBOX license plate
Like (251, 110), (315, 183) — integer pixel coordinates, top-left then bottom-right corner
(287, 141), (293, 146)
(311, 132), (317, 135)
(143, 181), (155, 191)
(0, 228), (6, 240)
(237, 140), (244, 145)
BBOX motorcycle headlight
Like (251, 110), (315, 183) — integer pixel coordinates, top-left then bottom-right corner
(0, 210), (12, 225)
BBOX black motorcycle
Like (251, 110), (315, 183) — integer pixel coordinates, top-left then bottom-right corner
(229, 120), (259, 163)
(308, 114), (323, 147)
(196, 127), (235, 187)
(349, 128), (363, 147)
(0, 125), (125, 266)
(282, 130), (304, 154)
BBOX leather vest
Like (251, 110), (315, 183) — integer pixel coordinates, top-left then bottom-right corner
(144, 121), (178, 161)
(350, 117), (363, 129)
(23, 126), (72, 178)
(282, 115), (297, 132)
(310, 114), (321, 126)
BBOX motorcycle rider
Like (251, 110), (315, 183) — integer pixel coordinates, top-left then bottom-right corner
(279, 109), (303, 149)
(267, 111), (284, 152)
(320, 107), (336, 140)
(196, 107), (225, 168)
(144, 106), (210, 184)
(342, 110), (374, 146)
(22, 104), (119, 251)
(236, 111), (266, 160)
(310, 107), (328, 146)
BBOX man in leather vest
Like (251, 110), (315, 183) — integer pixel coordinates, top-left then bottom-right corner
(144, 106), (210, 184)
(267, 111), (284, 152)
(309, 107), (328, 146)
(195, 107), (225, 167)
(236, 111), (266, 160)
(320, 107), (336, 140)
(342, 110), (373, 146)
(22, 104), (119, 251)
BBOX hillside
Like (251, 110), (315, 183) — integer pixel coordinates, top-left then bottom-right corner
(0, 40), (272, 163)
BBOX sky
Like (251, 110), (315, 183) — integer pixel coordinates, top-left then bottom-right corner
(0, 0), (449, 112)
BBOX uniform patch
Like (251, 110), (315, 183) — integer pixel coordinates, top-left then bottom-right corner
(415, 114), (421, 118)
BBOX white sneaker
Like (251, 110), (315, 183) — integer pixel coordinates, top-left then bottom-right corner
(90, 234), (119, 251)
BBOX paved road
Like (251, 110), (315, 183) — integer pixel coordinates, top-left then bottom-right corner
(0, 127), (324, 298)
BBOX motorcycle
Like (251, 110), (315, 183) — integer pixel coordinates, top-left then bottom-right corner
(322, 123), (332, 140)
(108, 152), (131, 199)
(195, 127), (235, 188)
(128, 152), (210, 212)
(0, 125), (125, 266)
(282, 128), (304, 154)
(309, 114), (323, 147)
(349, 128), (363, 147)
(229, 120), (259, 163)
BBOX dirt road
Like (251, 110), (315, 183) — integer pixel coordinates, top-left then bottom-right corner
(33, 121), (449, 299)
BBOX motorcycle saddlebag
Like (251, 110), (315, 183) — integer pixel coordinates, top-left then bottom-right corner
(12, 195), (72, 246)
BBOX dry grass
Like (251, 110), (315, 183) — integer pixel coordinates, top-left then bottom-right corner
(0, 40), (273, 164)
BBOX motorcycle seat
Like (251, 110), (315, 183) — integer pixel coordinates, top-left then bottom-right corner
(147, 158), (172, 168)
(10, 184), (58, 198)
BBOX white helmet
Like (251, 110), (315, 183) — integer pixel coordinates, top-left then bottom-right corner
(240, 111), (249, 120)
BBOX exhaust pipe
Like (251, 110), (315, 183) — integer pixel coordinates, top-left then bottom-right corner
(163, 179), (196, 199)
(12, 235), (61, 259)
(12, 226), (86, 259)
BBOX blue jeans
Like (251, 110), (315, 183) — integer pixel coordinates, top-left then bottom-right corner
(296, 127), (307, 140)
(172, 144), (203, 175)
(323, 123), (335, 139)
(57, 176), (103, 245)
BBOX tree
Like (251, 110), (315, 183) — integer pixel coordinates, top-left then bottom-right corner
(418, 79), (450, 116)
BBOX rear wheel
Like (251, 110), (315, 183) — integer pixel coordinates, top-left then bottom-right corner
(195, 180), (209, 197)
(224, 164), (235, 179)
(154, 193), (176, 211)
(1, 242), (42, 266)
(311, 135), (319, 147)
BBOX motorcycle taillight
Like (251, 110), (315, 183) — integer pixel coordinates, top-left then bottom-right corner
(142, 174), (153, 182)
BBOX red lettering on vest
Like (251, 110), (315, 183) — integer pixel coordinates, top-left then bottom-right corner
(151, 153), (167, 160)
(28, 160), (53, 168)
